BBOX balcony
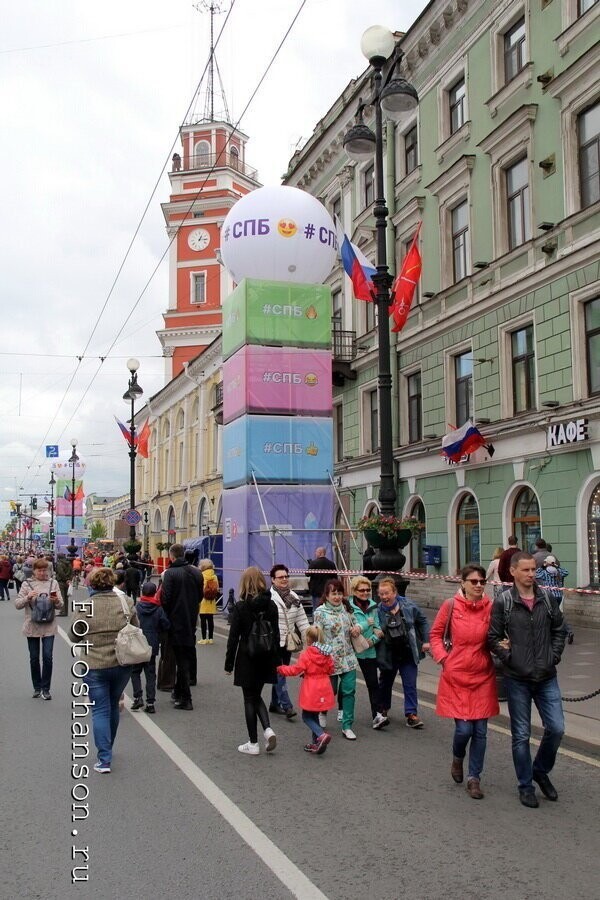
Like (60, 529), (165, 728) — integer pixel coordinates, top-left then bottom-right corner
(172, 152), (258, 181)
(332, 326), (357, 386)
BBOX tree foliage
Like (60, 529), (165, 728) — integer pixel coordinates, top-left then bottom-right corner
(90, 520), (107, 540)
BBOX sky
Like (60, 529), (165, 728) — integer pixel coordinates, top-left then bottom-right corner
(0, 0), (429, 520)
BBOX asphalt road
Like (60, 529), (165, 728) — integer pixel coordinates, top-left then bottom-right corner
(2, 594), (599, 900)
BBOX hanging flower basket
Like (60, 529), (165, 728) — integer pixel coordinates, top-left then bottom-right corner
(357, 514), (421, 549)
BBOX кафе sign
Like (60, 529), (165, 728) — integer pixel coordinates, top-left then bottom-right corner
(547, 417), (588, 448)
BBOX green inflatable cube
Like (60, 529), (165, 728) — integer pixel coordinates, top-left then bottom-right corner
(222, 279), (332, 361)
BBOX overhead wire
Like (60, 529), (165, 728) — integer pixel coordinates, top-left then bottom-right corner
(18, 0), (309, 491)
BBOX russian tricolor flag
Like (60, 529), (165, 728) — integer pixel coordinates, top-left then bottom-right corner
(441, 420), (487, 462)
(335, 217), (376, 302)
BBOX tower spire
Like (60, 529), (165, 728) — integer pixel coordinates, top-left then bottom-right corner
(190, 1), (231, 124)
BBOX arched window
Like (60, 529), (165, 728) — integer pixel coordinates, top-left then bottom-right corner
(191, 398), (199, 422)
(176, 409), (185, 432)
(193, 140), (210, 167)
(512, 487), (540, 552)
(162, 420), (170, 440)
(152, 508), (162, 534)
(230, 145), (240, 169)
(456, 494), (480, 569)
(198, 498), (209, 535)
(181, 502), (189, 531)
(588, 483), (600, 587)
(409, 499), (426, 573)
(167, 507), (176, 538)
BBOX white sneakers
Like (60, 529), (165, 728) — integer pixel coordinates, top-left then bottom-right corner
(372, 712), (390, 730)
(318, 712), (327, 728)
(342, 728), (357, 740)
(337, 710), (343, 722)
(237, 741), (260, 755)
(264, 728), (277, 752)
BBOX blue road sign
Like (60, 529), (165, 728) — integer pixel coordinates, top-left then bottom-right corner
(46, 445), (59, 458)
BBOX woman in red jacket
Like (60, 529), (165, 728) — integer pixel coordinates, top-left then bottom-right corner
(429, 564), (499, 800)
(277, 624), (335, 754)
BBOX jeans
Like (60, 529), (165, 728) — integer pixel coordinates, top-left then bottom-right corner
(27, 636), (55, 692)
(131, 653), (157, 704)
(330, 669), (356, 729)
(272, 648), (293, 710)
(505, 675), (565, 791)
(358, 657), (383, 717)
(302, 711), (325, 742)
(378, 657), (419, 715)
(84, 666), (132, 767)
(0, 578), (10, 600)
(453, 719), (488, 780)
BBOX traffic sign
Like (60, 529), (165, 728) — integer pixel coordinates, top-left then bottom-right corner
(124, 509), (142, 526)
(46, 445), (59, 458)
(69, 530), (87, 538)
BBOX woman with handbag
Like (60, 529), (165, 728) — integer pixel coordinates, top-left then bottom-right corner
(348, 576), (388, 730)
(15, 557), (63, 699)
(269, 563), (310, 719)
(429, 564), (499, 800)
(224, 566), (280, 755)
(314, 579), (361, 740)
(69, 567), (139, 774)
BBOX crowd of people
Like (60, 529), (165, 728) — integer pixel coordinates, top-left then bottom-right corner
(3, 534), (571, 807)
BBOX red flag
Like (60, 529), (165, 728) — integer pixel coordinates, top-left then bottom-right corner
(75, 484), (85, 501)
(389, 222), (422, 333)
(136, 420), (151, 459)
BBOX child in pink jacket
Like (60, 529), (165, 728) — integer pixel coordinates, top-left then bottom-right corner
(277, 625), (335, 754)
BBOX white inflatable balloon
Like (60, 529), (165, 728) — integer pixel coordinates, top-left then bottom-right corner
(220, 186), (337, 284)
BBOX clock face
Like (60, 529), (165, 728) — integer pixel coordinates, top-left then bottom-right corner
(188, 228), (210, 251)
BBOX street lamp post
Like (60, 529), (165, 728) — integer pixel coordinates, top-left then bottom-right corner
(15, 501), (22, 552)
(68, 439), (79, 558)
(49, 472), (56, 554)
(123, 358), (143, 546)
(343, 26), (418, 581)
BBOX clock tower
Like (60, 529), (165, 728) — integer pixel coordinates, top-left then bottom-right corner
(157, 120), (261, 380)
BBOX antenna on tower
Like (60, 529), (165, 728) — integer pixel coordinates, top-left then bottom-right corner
(190, 1), (231, 124)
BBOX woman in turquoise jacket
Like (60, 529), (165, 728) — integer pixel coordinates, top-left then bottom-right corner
(348, 576), (388, 730)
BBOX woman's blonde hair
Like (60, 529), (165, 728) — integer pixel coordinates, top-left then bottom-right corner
(199, 558), (213, 570)
(493, 546), (503, 560)
(305, 624), (324, 645)
(350, 575), (371, 594)
(238, 566), (266, 600)
(88, 567), (116, 591)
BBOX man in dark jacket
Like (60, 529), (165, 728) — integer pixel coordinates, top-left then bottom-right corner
(123, 560), (142, 600)
(55, 554), (72, 616)
(306, 547), (337, 612)
(497, 535), (520, 586)
(488, 552), (565, 809)
(160, 544), (203, 710)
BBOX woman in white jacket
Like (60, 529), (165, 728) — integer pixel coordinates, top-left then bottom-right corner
(268, 563), (310, 719)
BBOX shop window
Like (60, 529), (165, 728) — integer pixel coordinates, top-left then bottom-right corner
(588, 483), (600, 586)
(512, 487), (541, 552)
(456, 494), (480, 568)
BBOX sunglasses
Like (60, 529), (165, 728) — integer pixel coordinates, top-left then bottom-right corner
(465, 579), (486, 585)
(355, 587), (371, 592)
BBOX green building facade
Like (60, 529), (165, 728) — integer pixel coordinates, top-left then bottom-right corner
(284, 0), (600, 613)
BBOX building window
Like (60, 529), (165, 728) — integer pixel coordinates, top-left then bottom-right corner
(364, 163), (375, 208)
(365, 298), (376, 333)
(511, 325), (536, 412)
(585, 297), (600, 395)
(456, 494), (480, 568)
(334, 403), (344, 462)
(407, 372), (422, 443)
(368, 388), (379, 453)
(229, 145), (239, 169)
(332, 195), (342, 221)
(588, 482), (600, 587)
(504, 17), (526, 83)
(579, 102), (600, 209)
(332, 289), (342, 332)
(405, 125), (418, 174)
(451, 200), (469, 282)
(512, 487), (541, 552)
(409, 499), (426, 573)
(198, 498), (209, 536)
(580, 0), (599, 14)
(192, 272), (206, 305)
(506, 157), (531, 249)
(193, 140), (211, 167)
(455, 352), (473, 426)
(449, 79), (466, 134)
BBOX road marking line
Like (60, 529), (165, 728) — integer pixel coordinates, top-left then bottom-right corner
(213, 627), (600, 768)
(124, 698), (329, 899)
(59, 626), (327, 900)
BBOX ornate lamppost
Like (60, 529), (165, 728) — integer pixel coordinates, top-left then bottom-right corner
(343, 26), (418, 582)
(123, 358), (143, 546)
(68, 438), (79, 558)
(49, 471), (56, 554)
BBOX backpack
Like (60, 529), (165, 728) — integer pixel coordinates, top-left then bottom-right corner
(247, 611), (275, 658)
(383, 608), (410, 647)
(27, 580), (57, 624)
(500, 589), (555, 631)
